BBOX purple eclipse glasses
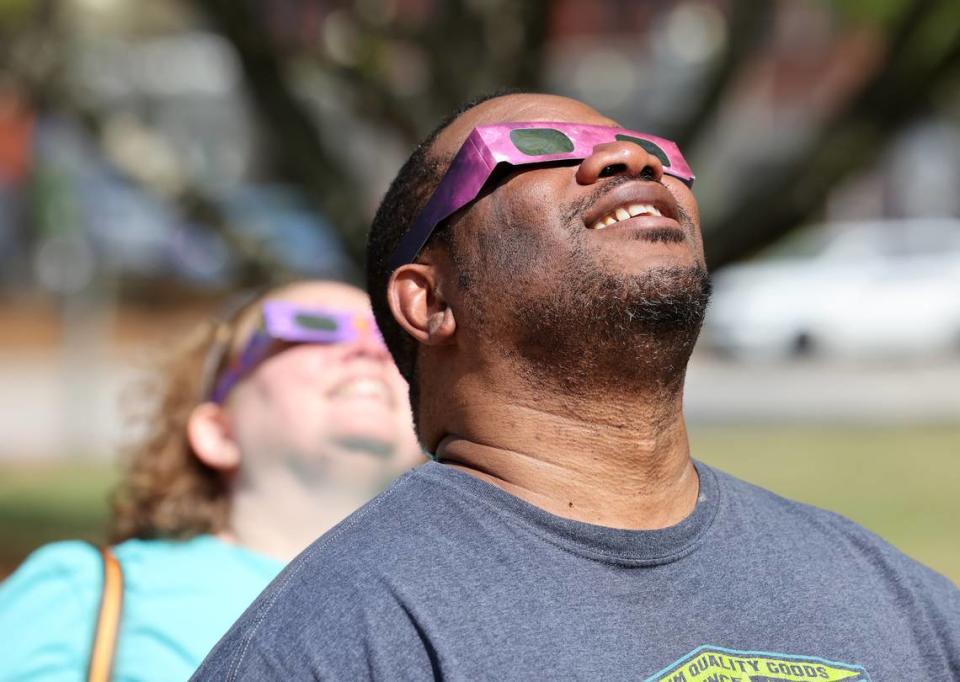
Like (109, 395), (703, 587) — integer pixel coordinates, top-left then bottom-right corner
(209, 300), (382, 404)
(389, 122), (695, 268)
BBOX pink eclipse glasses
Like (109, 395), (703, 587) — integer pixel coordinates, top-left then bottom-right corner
(210, 301), (382, 404)
(389, 122), (695, 268)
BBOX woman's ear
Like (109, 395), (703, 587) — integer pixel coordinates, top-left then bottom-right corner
(388, 263), (456, 346)
(187, 402), (241, 472)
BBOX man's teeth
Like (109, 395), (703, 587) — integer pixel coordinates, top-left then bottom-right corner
(590, 204), (662, 230)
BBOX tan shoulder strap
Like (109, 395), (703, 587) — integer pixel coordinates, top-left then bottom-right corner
(87, 546), (124, 682)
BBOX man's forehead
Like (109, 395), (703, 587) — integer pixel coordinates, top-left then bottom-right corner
(434, 94), (619, 156)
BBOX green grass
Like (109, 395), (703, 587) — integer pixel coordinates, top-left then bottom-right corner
(0, 463), (116, 576)
(1, 425), (957, 583)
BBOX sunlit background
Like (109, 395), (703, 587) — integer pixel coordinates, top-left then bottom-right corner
(1, 0), (958, 581)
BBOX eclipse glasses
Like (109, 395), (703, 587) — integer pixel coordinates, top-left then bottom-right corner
(389, 122), (695, 269)
(210, 301), (382, 404)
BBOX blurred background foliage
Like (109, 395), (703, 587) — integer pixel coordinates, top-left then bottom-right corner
(0, 0), (958, 579)
(2, 0), (959, 288)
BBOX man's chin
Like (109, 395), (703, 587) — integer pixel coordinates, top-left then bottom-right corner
(505, 262), (711, 391)
(617, 263), (711, 327)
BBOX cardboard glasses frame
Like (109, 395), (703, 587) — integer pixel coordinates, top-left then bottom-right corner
(389, 122), (695, 269)
(209, 300), (381, 404)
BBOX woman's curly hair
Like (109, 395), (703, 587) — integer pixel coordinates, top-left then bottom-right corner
(108, 294), (265, 543)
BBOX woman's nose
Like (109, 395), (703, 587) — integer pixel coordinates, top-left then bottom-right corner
(575, 140), (665, 185)
(345, 328), (391, 361)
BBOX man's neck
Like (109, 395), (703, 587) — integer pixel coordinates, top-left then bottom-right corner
(432, 382), (699, 530)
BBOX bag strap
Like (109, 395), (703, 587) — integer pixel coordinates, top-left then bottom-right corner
(87, 546), (124, 682)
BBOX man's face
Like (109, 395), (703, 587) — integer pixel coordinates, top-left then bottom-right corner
(226, 282), (422, 492)
(428, 94), (710, 389)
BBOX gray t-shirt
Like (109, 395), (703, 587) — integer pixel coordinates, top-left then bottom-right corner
(194, 461), (960, 681)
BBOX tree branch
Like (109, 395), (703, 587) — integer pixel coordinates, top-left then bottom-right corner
(195, 0), (366, 273)
(705, 0), (959, 269)
(666, 0), (774, 152)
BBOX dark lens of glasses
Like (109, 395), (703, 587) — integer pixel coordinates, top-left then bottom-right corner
(614, 135), (671, 167)
(510, 128), (575, 156)
(294, 312), (339, 331)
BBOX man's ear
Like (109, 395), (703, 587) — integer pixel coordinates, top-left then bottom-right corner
(187, 402), (241, 472)
(388, 263), (456, 346)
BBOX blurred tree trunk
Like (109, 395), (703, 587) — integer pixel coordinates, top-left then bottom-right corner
(704, 0), (960, 269)
(194, 0), (550, 271)
(664, 0), (775, 153)
(194, 0), (366, 273)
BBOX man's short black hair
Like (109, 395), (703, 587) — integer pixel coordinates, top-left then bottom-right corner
(366, 90), (523, 409)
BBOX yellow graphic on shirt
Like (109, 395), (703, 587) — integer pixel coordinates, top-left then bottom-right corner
(646, 645), (870, 682)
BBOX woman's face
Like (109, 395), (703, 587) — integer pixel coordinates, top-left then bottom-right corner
(223, 281), (423, 494)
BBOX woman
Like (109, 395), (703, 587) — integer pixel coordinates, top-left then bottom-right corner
(0, 280), (423, 680)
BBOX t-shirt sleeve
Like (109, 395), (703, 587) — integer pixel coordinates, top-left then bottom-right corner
(0, 541), (103, 681)
(905, 563), (960, 671)
(191, 561), (437, 681)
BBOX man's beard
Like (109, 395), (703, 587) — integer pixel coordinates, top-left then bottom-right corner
(459, 213), (711, 398)
(512, 254), (710, 396)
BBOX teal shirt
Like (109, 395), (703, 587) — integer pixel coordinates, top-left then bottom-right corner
(0, 536), (283, 681)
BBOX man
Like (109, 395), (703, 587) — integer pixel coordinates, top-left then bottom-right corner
(195, 94), (959, 681)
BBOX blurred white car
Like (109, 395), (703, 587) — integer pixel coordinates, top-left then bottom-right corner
(704, 219), (960, 359)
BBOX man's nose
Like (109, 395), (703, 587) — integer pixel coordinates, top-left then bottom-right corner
(575, 141), (665, 185)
